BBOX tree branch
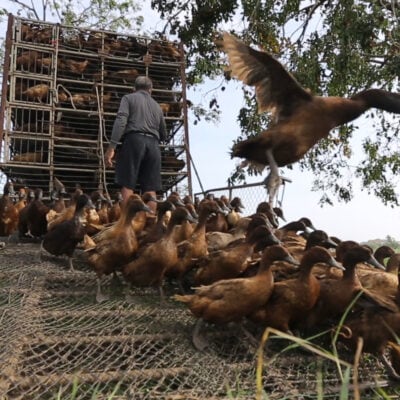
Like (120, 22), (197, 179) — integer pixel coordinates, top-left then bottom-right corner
(66, 3), (97, 26)
(10, 0), (39, 19)
(291, 0), (328, 43)
(156, 0), (191, 35)
(379, 0), (399, 15)
(51, 0), (63, 22)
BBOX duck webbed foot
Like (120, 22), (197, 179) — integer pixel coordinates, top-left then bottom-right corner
(192, 319), (210, 352)
(37, 242), (44, 263)
(68, 257), (76, 272)
(264, 172), (283, 206)
(240, 323), (260, 349)
(380, 354), (400, 381)
(264, 149), (283, 206)
(111, 271), (123, 287)
(124, 284), (136, 303)
(96, 277), (109, 303)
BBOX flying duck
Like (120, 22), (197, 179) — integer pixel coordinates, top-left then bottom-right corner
(222, 32), (400, 205)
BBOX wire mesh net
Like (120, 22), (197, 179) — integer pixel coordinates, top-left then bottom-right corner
(0, 240), (398, 400)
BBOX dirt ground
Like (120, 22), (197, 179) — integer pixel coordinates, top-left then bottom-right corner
(0, 239), (398, 399)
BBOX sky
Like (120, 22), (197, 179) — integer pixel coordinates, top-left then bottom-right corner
(1, 1), (400, 242)
(128, 2), (400, 243)
(187, 78), (400, 243)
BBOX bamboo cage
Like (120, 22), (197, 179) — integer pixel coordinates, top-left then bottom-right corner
(0, 14), (192, 197)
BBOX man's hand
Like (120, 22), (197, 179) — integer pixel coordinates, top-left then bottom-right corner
(105, 147), (115, 168)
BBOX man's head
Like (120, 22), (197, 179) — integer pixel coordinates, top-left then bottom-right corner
(134, 76), (153, 92)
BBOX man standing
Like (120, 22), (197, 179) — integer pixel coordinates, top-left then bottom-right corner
(105, 76), (167, 212)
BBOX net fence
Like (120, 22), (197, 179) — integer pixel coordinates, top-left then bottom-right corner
(0, 241), (398, 400)
(193, 179), (291, 216)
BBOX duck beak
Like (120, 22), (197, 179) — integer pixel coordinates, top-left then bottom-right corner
(141, 204), (154, 214)
(270, 214), (279, 229)
(52, 191), (60, 201)
(216, 205), (225, 215)
(267, 231), (282, 246)
(174, 198), (186, 207)
(328, 256), (345, 270)
(284, 254), (300, 266)
(186, 213), (197, 223)
(86, 199), (95, 209)
(99, 193), (107, 201)
(149, 195), (162, 203)
(221, 204), (231, 216)
(366, 255), (385, 270)
(190, 210), (199, 220)
(305, 226), (314, 234)
(322, 237), (338, 249)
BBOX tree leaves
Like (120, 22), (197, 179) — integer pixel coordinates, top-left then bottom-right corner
(4, 0), (143, 32)
(3, 0), (400, 204)
(152, 0), (400, 204)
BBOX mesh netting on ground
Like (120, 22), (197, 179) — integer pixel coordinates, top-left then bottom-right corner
(0, 241), (399, 400)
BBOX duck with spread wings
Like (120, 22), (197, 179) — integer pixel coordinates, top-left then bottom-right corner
(222, 32), (400, 205)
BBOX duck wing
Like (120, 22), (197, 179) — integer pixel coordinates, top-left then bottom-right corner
(222, 32), (312, 117)
(193, 277), (258, 300)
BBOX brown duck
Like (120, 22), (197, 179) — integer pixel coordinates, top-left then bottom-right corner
(174, 244), (298, 351)
(249, 246), (343, 333)
(122, 207), (196, 302)
(222, 32), (400, 204)
(194, 224), (280, 286)
(85, 196), (151, 302)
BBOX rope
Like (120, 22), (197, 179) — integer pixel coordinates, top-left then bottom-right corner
(278, 178), (286, 208)
(94, 84), (109, 198)
(55, 83), (73, 106)
(186, 148), (205, 195)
